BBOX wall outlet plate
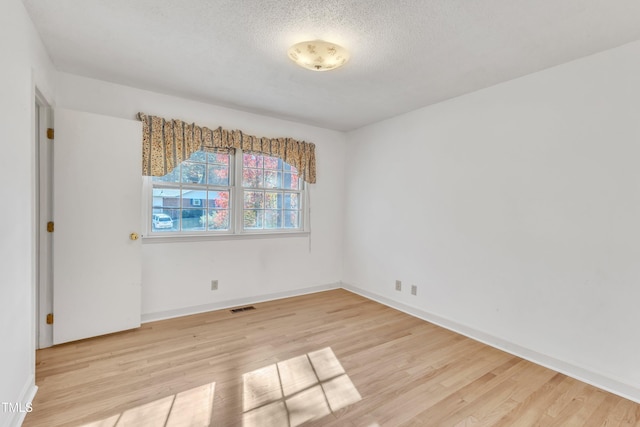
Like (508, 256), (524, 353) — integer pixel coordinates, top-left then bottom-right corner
(395, 280), (402, 291)
(411, 285), (417, 295)
(211, 280), (218, 290)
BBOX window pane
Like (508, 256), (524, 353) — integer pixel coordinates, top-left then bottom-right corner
(207, 190), (230, 209)
(264, 171), (282, 189)
(207, 165), (229, 186)
(152, 166), (181, 183)
(151, 210), (176, 232)
(264, 192), (282, 209)
(263, 156), (282, 170)
(244, 191), (264, 209)
(243, 153), (263, 168)
(202, 209), (230, 230)
(183, 190), (205, 207)
(181, 162), (206, 184)
(284, 211), (299, 229)
(284, 163), (298, 173)
(284, 193), (299, 210)
(152, 188), (181, 209)
(283, 173), (300, 190)
(242, 168), (263, 188)
(207, 152), (229, 165)
(189, 151), (207, 162)
(181, 209), (205, 230)
(265, 210), (282, 229)
(243, 209), (263, 229)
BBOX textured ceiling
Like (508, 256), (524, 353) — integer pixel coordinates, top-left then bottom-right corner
(22, 0), (640, 131)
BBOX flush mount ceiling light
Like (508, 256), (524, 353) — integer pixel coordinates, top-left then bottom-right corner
(288, 40), (349, 71)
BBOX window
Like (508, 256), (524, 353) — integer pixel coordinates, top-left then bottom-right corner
(150, 150), (231, 233)
(146, 149), (306, 237)
(242, 153), (303, 230)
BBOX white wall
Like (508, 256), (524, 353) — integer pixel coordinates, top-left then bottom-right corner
(344, 40), (640, 400)
(55, 73), (346, 319)
(0, 0), (55, 426)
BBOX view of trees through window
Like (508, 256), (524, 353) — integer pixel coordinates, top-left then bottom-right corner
(242, 153), (302, 230)
(150, 150), (303, 234)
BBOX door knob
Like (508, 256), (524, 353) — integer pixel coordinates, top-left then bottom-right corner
(130, 232), (140, 241)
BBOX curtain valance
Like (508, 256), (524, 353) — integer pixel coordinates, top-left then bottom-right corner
(138, 113), (317, 184)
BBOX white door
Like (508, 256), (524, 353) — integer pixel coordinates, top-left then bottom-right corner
(53, 109), (142, 345)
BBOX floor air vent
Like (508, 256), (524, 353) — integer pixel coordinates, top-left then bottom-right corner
(230, 306), (256, 313)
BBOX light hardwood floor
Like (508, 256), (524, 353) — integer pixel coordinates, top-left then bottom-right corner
(24, 289), (640, 426)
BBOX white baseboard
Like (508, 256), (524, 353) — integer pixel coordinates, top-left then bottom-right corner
(3, 375), (37, 427)
(141, 283), (341, 323)
(341, 282), (640, 404)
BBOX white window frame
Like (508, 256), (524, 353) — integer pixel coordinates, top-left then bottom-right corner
(142, 149), (310, 242)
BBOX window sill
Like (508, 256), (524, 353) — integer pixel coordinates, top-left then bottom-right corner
(142, 231), (310, 244)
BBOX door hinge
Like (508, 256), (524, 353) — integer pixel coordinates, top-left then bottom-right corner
(46, 313), (54, 325)
(47, 128), (54, 139)
(47, 221), (54, 233)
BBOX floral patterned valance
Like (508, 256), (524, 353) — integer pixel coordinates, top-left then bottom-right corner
(137, 113), (317, 184)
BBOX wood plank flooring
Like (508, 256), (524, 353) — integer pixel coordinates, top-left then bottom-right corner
(24, 289), (640, 426)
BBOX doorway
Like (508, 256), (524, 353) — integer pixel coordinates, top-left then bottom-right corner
(35, 92), (53, 349)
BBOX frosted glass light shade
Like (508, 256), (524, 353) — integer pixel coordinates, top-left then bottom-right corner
(288, 40), (349, 71)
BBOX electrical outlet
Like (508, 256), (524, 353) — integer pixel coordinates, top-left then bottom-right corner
(211, 280), (218, 291)
(395, 280), (402, 291)
(411, 285), (417, 295)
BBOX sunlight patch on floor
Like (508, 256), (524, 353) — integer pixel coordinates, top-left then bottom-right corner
(80, 382), (215, 427)
(242, 347), (362, 427)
